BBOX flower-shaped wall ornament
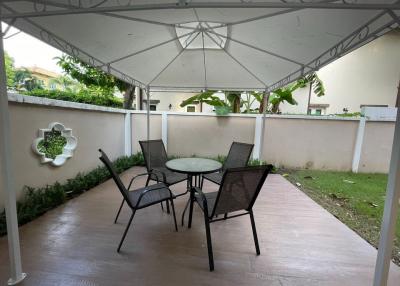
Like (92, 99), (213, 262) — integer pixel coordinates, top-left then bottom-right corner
(32, 122), (78, 167)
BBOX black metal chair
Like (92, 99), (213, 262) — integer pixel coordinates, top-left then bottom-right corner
(201, 142), (254, 187)
(139, 139), (187, 186)
(189, 165), (273, 271)
(99, 149), (178, 252)
(139, 139), (187, 212)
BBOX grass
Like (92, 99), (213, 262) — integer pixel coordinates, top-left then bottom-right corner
(283, 169), (400, 265)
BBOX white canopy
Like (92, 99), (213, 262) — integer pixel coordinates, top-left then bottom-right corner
(1, 1), (399, 91)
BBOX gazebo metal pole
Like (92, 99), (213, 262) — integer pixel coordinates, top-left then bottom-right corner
(0, 20), (26, 285)
(146, 85), (151, 167)
(258, 90), (270, 162)
(373, 106), (400, 286)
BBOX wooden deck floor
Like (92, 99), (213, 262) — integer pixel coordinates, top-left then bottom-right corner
(1, 167), (399, 286)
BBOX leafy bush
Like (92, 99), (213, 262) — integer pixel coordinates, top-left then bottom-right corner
(0, 152), (144, 236)
(213, 154), (269, 167)
(38, 129), (67, 159)
(23, 89), (123, 108)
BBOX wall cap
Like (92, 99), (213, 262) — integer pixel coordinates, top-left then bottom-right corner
(8, 93), (395, 122)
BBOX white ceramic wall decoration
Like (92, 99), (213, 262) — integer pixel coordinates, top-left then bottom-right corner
(32, 122), (78, 167)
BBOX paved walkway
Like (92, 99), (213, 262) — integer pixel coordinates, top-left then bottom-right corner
(0, 167), (399, 285)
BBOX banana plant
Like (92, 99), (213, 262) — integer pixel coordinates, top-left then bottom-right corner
(180, 90), (227, 108)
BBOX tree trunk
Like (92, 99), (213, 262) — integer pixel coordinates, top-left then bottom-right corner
(271, 103), (279, 114)
(259, 92), (270, 114)
(139, 88), (144, 110)
(233, 96), (241, 113)
(123, 85), (135, 109)
(307, 82), (312, 114)
(259, 96), (265, 114)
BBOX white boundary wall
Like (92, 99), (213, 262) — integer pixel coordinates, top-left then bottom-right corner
(0, 94), (396, 207)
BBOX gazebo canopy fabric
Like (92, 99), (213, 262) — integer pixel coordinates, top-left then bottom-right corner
(1, 1), (399, 92)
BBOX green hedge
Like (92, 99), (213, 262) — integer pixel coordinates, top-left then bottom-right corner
(23, 89), (123, 108)
(0, 152), (144, 236)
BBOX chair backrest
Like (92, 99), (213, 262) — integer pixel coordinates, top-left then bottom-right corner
(139, 140), (168, 171)
(223, 142), (254, 171)
(211, 165), (273, 217)
(98, 149), (133, 208)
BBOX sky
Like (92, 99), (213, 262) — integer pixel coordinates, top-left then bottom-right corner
(2, 23), (63, 74)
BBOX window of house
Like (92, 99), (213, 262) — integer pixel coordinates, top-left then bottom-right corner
(315, 109), (322, 115)
(186, 106), (195, 112)
(150, 105), (157, 111)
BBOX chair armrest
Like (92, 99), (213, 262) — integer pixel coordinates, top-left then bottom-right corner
(134, 184), (172, 208)
(150, 168), (167, 184)
(127, 171), (161, 190)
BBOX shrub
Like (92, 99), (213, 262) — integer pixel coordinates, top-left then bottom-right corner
(0, 152), (144, 236)
(23, 89), (123, 108)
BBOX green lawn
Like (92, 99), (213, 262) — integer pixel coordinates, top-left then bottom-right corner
(283, 169), (400, 265)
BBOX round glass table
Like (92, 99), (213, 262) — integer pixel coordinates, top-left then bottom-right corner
(166, 158), (222, 227)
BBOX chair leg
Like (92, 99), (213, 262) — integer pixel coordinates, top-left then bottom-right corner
(204, 214), (214, 271)
(200, 176), (204, 189)
(160, 202), (164, 211)
(188, 190), (194, 228)
(249, 210), (260, 255)
(117, 210), (136, 253)
(223, 213), (228, 220)
(169, 199), (178, 232)
(166, 200), (170, 214)
(145, 175), (150, 186)
(114, 199), (125, 224)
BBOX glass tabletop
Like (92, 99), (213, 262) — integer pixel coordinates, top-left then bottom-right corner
(166, 158), (222, 175)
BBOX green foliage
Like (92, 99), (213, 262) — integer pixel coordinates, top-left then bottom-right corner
(5, 51), (15, 87)
(38, 129), (67, 159)
(23, 89), (123, 108)
(285, 169), (399, 266)
(13, 68), (45, 91)
(299, 72), (325, 97)
(269, 84), (299, 113)
(180, 90), (226, 108)
(209, 154), (270, 168)
(56, 55), (130, 95)
(180, 90), (244, 114)
(214, 105), (231, 116)
(268, 72), (326, 114)
(0, 152), (144, 236)
(49, 75), (83, 92)
(335, 112), (362, 118)
(179, 72), (325, 115)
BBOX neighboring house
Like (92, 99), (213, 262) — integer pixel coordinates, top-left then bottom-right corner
(280, 29), (400, 115)
(145, 29), (400, 114)
(26, 66), (61, 90)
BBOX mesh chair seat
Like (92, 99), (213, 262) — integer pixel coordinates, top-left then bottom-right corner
(202, 173), (223, 185)
(195, 190), (218, 215)
(128, 183), (172, 209)
(151, 167), (187, 185)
